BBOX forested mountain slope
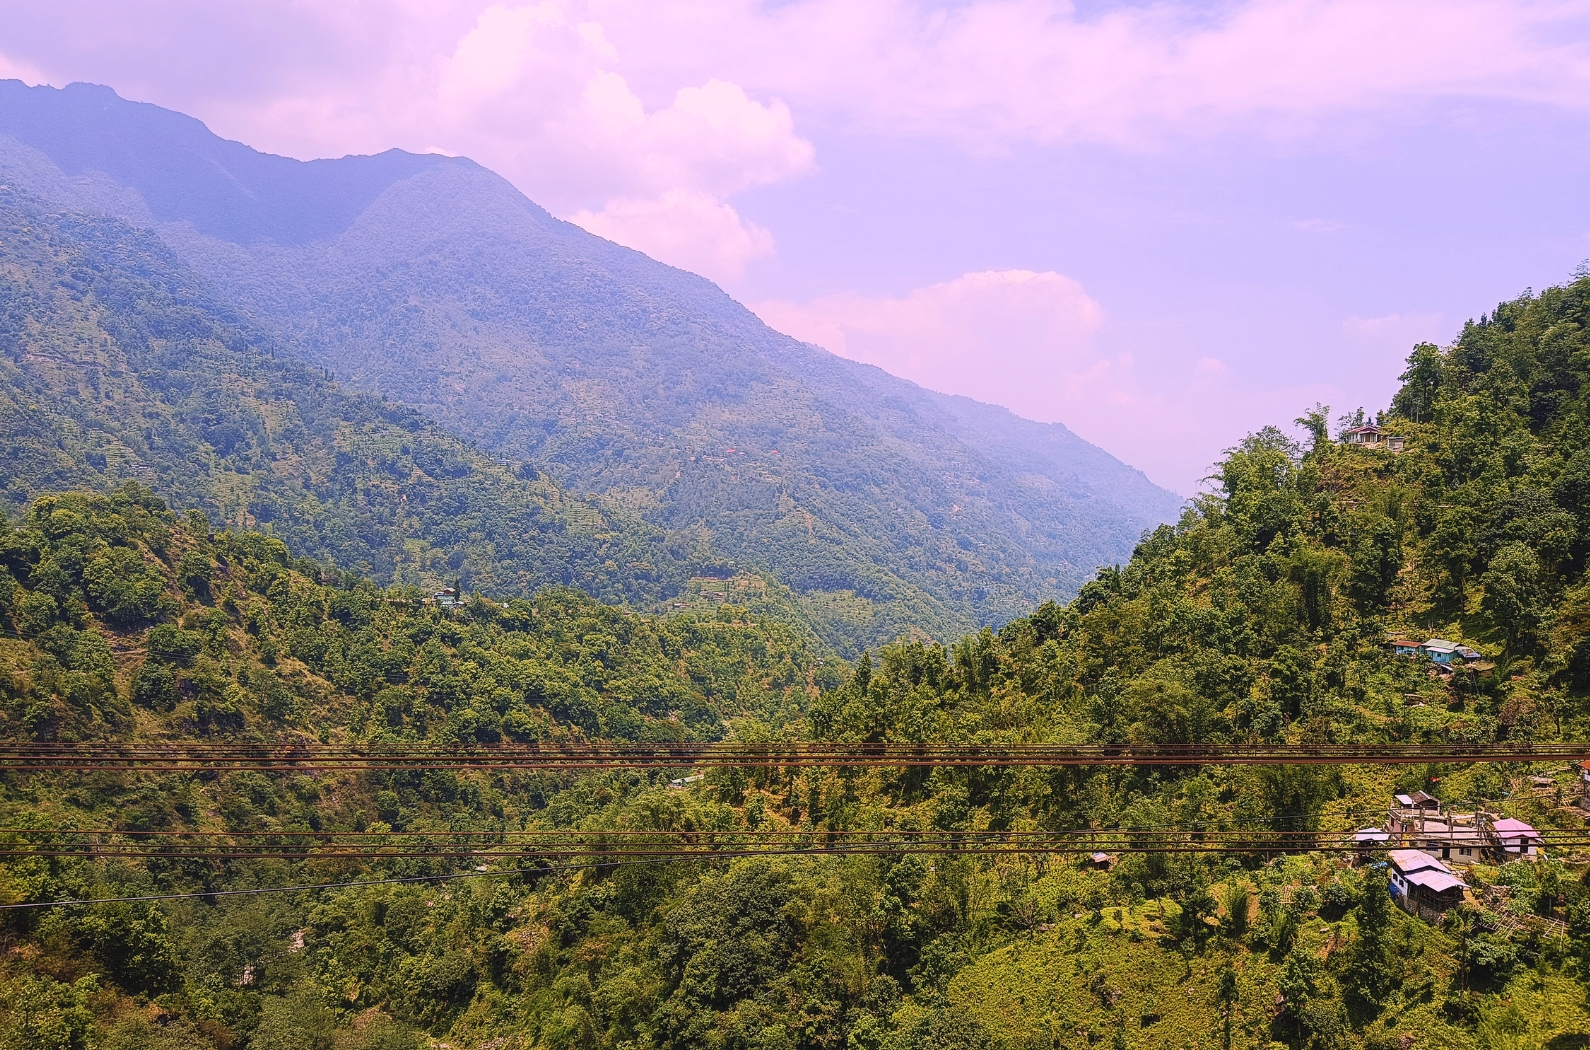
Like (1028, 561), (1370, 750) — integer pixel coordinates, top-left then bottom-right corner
(0, 80), (1182, 648)
(7, 276), (1590, 1050)
(0, 188), (741, 610)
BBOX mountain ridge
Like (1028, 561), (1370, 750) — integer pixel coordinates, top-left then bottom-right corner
(0, 80), (1182, 647)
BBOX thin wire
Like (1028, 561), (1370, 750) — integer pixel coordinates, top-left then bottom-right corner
(0, 839), (1434, 913)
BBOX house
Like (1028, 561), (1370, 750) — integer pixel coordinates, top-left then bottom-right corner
(1455, 645), (1483, 662)
(1388, 637), (1422, 656)
(1487, 818), (1542, 861)
(1579, 760), (1590, 803)
(1392, 790), (1442, 813)
(1342, 424), (1406, 451)
(1422, 639), (1460, 665)
(1342, 424), (1383, 445)
(1407, 819), (1487, 865)
(1386, 849), (1466, 919)
(667, 774), (705, 790)
(1388, 793), (1491, 864)
(1354, 827), (1391, 862)
(1088, 852), (1117, 870)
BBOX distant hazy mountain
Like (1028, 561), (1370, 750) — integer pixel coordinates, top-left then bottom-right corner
(0, 188), (731, 609)
(0, 80), (1182, 649)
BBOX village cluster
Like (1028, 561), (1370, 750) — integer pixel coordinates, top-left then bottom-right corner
(1347, 776), (1590, 938)
(1386, 634), (1495, 677)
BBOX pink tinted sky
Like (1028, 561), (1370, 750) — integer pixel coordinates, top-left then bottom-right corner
(5, 0), (1590, 492)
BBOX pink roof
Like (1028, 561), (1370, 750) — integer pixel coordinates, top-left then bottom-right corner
(1388, 849), (1450, 875)
(1492, 818), (1539, 839)
(1406, 869), (1466, 894)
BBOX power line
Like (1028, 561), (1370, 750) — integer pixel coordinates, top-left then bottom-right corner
(0, 740), (1585, 769)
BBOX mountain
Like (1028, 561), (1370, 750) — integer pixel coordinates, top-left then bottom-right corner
(0, 187), (755, 610)
(0, 80), (1182, 650)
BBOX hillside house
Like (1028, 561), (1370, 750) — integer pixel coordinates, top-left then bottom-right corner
(1342, 423), (1382, 444)
(1354, 827), (1391, 862)
(1387, 849), (1466, 920)
(1488, 818), (1542, 860)
(1341, 424), (1406, 451)
(1386, 635), (1491, 669)
(1410, 819), (1487, 865)
(1579, 761), (1590, 804)
(1393, 790), (1442, 813)
(1388, 794), (1487, 864)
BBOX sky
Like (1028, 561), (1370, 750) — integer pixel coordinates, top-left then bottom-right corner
(5, 1), (1590, 493)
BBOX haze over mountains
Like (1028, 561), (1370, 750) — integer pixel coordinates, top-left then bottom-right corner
(0, 80), (1180, 649)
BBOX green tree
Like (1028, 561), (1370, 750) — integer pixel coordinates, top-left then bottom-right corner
(1295, 404), (1330, 454)
(1223, 881), (1251, 940)
(0, 975), (97, 1050)
(1343, 871), (1394, 1015)
(1392, 342), (1442, 423)
(1217, 963), (1239, 1050)
(1481, 542), (1544, 650)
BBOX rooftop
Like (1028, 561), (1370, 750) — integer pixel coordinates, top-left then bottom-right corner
(1406, 869), (1466, 894)
(1492, 818), (1540, 840)
(1388, 849), (1451, 875)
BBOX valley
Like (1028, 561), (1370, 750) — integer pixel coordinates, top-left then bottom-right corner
(2, 78), (1590, 1050)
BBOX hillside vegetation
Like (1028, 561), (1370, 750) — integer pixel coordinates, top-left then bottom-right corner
(0, 187), (809, 616)
(0, 80), (1182, 649)
(6, 275), (1590, 1049)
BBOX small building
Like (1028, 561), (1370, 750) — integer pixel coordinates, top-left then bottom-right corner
(667, 774), (705, 790)
(1487, 818), (1542, 861)
(1088, 852), (1117, 870)
(1341, 424), (1406, 451)
(1405, 819), (1487, 865)
(1579, 760), (1590, 803)
(1342, 424), (1383, 445)
(1422, 639), (1460, 665)
(1387, 849), (1466, 920)
(1388, 637), (1422, 656)
(1392, 790), (1442, 813)
(1354, 827), (1391, 862)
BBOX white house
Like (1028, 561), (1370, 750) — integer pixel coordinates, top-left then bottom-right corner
(1386, 849), (1466, 919)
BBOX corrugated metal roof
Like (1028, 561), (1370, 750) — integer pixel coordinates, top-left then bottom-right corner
(1492, 818), (1539, 839)
(1388, 849), (1450, 875)
(1406, 869), (1465, 894)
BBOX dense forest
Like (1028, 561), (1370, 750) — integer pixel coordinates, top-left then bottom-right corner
(5, 274), (1590, 1048)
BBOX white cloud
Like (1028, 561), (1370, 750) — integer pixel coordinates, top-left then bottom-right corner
(755, 269), (1126, 423)
(1343, 312), (1445, 349)
(9, 0), (1590, 284)
(600, 0), (1590, 147)
(573, 190), (775, 281)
